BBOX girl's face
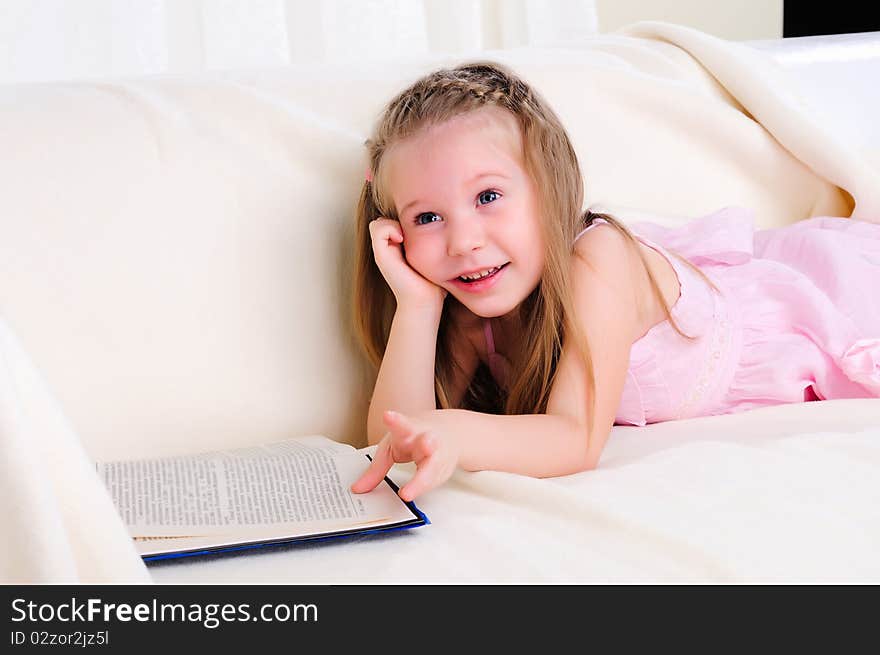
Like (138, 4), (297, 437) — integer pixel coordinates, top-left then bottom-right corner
(384, 106), (545, 320)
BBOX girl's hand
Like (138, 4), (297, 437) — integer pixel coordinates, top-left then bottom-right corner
(369, 217), (448, 313)
(351, 410), (461, 501)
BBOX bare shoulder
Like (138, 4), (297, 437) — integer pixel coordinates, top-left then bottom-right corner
(573, 222), (679, 340)
(572, 222), (645, 339)
(573, 221), (636, 274)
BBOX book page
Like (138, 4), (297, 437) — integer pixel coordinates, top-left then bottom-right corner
(97, 436), (415, 539)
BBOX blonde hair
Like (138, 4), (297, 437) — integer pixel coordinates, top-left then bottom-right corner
(351, 61), (720, 435)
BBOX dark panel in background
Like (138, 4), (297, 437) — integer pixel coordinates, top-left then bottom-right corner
(784, 2), (880, 37)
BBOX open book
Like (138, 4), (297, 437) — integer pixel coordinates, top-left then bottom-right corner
(95, 435), (428, 562)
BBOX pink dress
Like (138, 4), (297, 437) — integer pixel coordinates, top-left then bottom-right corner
(483, 207), (880, 425)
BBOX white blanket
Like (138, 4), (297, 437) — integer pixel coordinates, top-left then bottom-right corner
(151, 400), (880, 584)
(0, 319), (150, 583)
(616, 22), (879, 221)
(2, 23), (878, 584)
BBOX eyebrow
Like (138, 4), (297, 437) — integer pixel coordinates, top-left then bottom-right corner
(399, 172), (510, 217)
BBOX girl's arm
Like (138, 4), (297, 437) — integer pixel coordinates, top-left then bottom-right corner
(366, 303), (444, 446)
(541, 221), (645, 469)
(354, 224), (645, 498)
(431, 409), (589, 477)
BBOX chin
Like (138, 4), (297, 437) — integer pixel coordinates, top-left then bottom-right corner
(459, 296), (520, 319)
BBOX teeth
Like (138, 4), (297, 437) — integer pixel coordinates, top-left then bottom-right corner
(460, 266), (499, 281)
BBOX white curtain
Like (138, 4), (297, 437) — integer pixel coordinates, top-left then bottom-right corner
(0, 0), (599, 84)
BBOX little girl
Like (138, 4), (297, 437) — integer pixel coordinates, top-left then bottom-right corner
(349, 61), (880, 501)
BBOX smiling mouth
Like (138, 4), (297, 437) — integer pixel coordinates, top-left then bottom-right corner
(455, 262), (510, 283)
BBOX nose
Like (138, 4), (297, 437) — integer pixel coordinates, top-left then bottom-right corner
(446, 217), (486, 257)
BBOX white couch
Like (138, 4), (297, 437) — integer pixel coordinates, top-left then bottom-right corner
(2, 24), (878, 584)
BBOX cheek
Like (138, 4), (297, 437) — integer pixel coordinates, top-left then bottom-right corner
(401, 235), (438, 271)
(513, 216), (545, 272)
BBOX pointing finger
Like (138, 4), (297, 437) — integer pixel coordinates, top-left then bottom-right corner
(350, 433), (394, 494)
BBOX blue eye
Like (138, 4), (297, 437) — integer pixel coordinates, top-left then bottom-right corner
(415, 212), (440, 226)
(479, 190), (500, 205)
(413, 190), (501, 226)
